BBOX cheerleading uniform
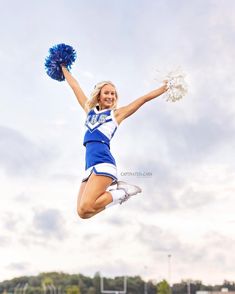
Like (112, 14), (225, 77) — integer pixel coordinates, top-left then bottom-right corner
(82, 107), (118, 183)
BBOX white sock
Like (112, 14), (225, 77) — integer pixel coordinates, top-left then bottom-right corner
(106, 189), (126, 208)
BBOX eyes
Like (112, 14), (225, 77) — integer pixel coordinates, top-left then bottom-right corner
(103, 91), (115, 96)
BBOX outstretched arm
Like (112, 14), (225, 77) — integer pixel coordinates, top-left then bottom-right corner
(61, 66), (88, 112)
(115, 83), (167, 124)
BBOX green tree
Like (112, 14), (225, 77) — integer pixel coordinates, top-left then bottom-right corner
(66, 285), (81, 294)
(27, 286), (43, 294)
(157, 280), (171, 294)
(41, 277), (54, 293)
(42, 277), (53, 286)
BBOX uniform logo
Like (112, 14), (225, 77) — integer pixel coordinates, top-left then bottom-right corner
(86, 114), (108, 125)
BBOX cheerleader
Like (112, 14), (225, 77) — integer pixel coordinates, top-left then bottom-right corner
(61, 66), (167, 219)
(45, 44), (187, 219)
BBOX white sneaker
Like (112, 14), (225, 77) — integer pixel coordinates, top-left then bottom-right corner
(117, 181), (142, 204)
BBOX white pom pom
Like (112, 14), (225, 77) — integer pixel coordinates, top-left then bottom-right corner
(164, 68), (188, 102)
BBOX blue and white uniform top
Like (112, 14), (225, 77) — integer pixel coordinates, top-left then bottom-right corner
(83, 107), (118, 146)
(82, 107), (119, 183)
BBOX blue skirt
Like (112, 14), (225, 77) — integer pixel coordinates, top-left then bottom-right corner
(82, 141), (117, 183)
(85, 141), (116, 169)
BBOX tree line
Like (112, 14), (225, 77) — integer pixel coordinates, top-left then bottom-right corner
(0, 272), (235, 294)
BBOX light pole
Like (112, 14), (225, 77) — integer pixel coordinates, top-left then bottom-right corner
(168, 254), (172, 294)
(144, 266), (148, 294)
(187, 280), (191, 294)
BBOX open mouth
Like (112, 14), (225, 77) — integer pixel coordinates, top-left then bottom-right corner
(104, 99), (113, 103)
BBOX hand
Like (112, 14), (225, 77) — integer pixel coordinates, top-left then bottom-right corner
(61, 64), (68, 73)
(162, 80), (169, 92)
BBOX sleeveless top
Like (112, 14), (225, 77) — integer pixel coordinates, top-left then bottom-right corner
(83, 107), (118, 146)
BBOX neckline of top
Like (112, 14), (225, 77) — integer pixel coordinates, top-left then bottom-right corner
(93, 107), (112, 114)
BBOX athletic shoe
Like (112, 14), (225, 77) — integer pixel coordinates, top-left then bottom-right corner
(117, 181), (142, 204)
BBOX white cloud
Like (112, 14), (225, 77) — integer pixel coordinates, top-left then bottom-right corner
(0, 126), (55, 176)
(32, 208), (68, 240)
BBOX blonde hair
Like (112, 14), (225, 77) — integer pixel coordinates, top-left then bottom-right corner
(85, 81), (118, 111)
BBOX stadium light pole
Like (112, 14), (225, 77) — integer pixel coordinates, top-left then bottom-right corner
(144, 266), (148, 294)
(168, 254), (172, 294)
(187, 280), (191, 294)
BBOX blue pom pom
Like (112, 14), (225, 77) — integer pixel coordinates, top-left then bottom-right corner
(45, 43), (77, 81)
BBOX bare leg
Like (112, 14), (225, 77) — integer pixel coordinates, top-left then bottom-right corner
(77, 181), (87, 209)
(77, 173), (113, 219)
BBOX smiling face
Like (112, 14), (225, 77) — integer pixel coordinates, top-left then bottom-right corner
(98, 84), (117, 110)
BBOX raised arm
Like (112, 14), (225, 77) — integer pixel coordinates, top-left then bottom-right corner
(61, 66), (88, 112)
(115, 84), (167, 124)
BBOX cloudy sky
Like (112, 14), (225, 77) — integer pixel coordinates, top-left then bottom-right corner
(0, 0), (235, 286)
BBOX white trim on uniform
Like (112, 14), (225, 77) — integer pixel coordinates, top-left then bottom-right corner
(93, 108), (109, 114)
(82, 162), (117, 183)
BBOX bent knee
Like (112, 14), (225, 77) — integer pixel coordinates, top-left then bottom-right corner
(77, 202), (94, 219)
